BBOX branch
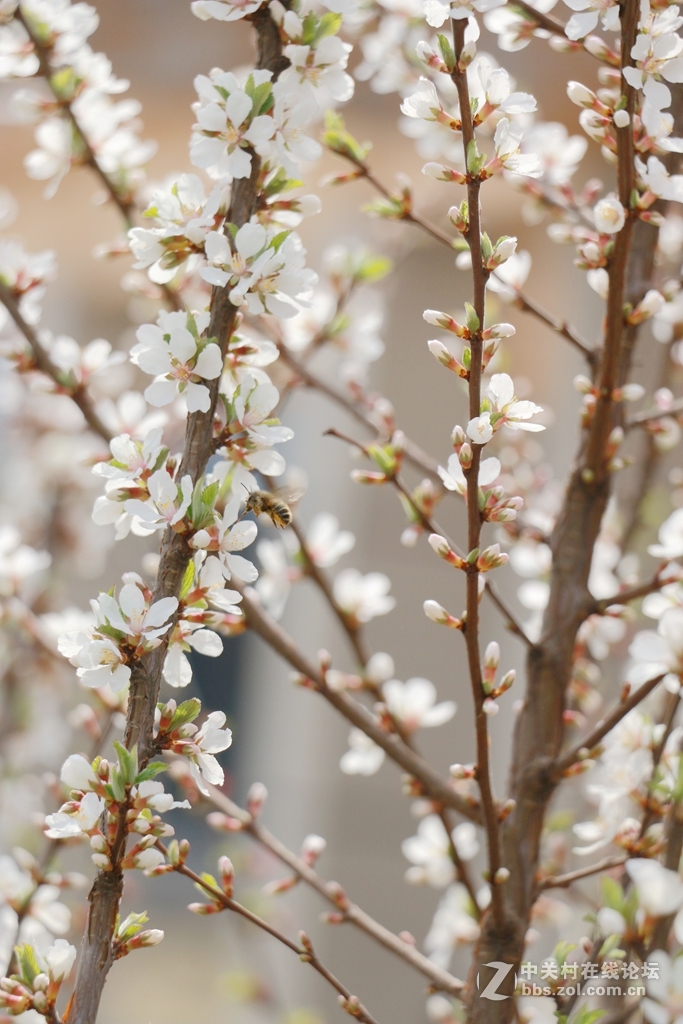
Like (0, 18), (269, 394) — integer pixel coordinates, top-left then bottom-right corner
(627, 395), (683, 429)
(231, 578), (482, 823)
(512, 292), (598, 368)
(157, 844), (380, 1024)
(68, 12), (289, 1024)
(593, 566), (679, 614)
(450, 20), (505, 934)
(324, 427), (534, 648)
(537, 855), (627, 892)
(190, 780), (465, 995)
(0, 282), (113, 444)
(553, 673), (665, 777)
(16, 9), (135, 226)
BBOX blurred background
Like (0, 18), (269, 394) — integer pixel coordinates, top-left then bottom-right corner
(0, 3), (667, 1022)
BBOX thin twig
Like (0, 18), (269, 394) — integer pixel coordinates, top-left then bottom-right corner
(512, 292), (598, 367)
(593, 566), (679, 614)
(156, 843), (380, 1024)
(537, 855), (627, 892)
(190, 779), (465, 995)
(627, 395), (683, 429)
(451, 17), (504, 932)
(324, 427), (534, 648)
(554, 673), (666, 777)
(0, 282), (113, 444)
(231, 578), (482, 823)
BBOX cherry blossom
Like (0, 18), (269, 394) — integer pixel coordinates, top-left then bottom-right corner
(382, 678), (456, 731)
(333, 568), (396, 622)
(190, 69), (275, 179)
(192, 498), (258, 582)
(131, 313), (223, 413)
(424, 884), (480, 968)
(562, 0), (619, 41)
(163, 619), (224, 688)
(305, 513), (355, 567)
(594, 194), (626, 234)
(403, 815), (479, 887)
(191, 0), (264, 20)
(123, 470), (193, 532)
(280, 36), (354, 107)
(627, 607), (683, 685)
(340, 728), (385, 775)
(649, 508), (683, 559)
(439, 454), (501, 495)
(467, 374), (544, 443)
(44, 791), (104, 839)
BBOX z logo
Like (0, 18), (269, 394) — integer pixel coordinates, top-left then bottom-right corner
(477, 961), (516, 1001)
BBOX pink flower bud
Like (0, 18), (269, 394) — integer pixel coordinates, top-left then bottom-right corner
(218, 856), (234, 896)
(247, 782), (267, 818)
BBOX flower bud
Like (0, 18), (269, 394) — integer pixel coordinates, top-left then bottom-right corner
(482, 322), (515, 340)
(423, 309), (466, 335)
(247, 782), (268, 818)
(206, 811), (243, 833)
(494, 867), (510, 884)
(301, 834), (326, 865)
(423, 599), (463, 629)
(567, 81), (597, 108)
(218, 856), (234, 896)
(422, 162), (466, 183)
(483, 698), (499, 716)
(428, 339), (468, 377)
(613, 109), (630, 128)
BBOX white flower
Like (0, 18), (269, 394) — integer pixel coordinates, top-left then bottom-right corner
(340, 728), (385, 775)
(644, 950), (683, 1024)
(271, 81), (321, 176)
(192, 498), (258, 582)
(625, 859), (683, 916)
(466, 413), (494, 444)
(488, 250), (532, 302)
(492, 118), (542, 178)
(124, 471), (193, 532)
(44, 939), (77, 982)
(187, 711), (233, 794)
(403, 816), (479, 888)
(593, 194), (626, 234)
(382, 678), (455, 732)
(486, 373), (544, 432)
(60, 754), (99, 793)
(333, 569), (395, 622)
(401, 78), (442, 120)
(306, 513), (355, 568)
(637, 155), (683, 202)
(131, 320), (223, 413)
(562, 0), (619, 41)
(191, 0), (264, 20)
(190, 69), (275, 179)
(45, 792), (105, 839)
(424, 884), (480, 968)
(163, 620), (224, 689)
(439, 455), (500, 495)
(280, 36), (354, 107)
(58, 633), (131, 691)
(650, 508), (683, 559)
(96, 583), (178, 648)
(627, 607), (683, 685)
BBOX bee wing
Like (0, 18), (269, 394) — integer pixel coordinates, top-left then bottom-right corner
(271, 485), (305, 507)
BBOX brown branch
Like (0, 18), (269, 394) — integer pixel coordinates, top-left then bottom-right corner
(67, 13), (288, 1024)
(627, 395), (683, 429)
(324, 427), (533, 649)
(451, 20), (505, 936)
(508, 0), (611, 63)
(554, 673), (665, 777)
(537, 855), (627, 892)
(156, 843), (380, 1024)
(231, 578), (482, 823)
(192, 780), (465, 995)
(512, 292), (598, 367)
(0, 282), (113, 444)
(593, 566), (678, 614)
(438, 807), (481, 917)
(16, 9), (136, 225)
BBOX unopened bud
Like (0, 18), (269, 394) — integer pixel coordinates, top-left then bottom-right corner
(567, 80), (598, 108)
(613, 109), (630, 128)
(423, 309), (466, 336)
(218, 856), (234, 896)
(423, 599), (463, 629)
(423, 162), (466, 183)
(247, 782), (268, 818)
(494, 867), (510, 884)
(498, 799), (516, 821)
(483, 698), (499, 716)
(206, 811), (244, 833)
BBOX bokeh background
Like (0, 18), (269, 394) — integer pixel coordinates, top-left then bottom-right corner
(0, 4), (667, 1022)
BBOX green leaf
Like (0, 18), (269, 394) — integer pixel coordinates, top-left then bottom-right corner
(134, 762), (168, 784)
(117, 911), (148, 941)
(186, 311), (199, 339)
(437, 33), (455, 71)
(170, 698), (203, 730)
(107, 766), (127, 804)
(353, 252), (393, 283)
(600, 875), (625, 913)
(114, 741), (139, 786)
(466, 139), (486, 176)
(322, 111), (371, 165)
(464, 303), (480, 335)
(15, 944), (40, 985)
(367, 443), (397, 475)
(179, 560), (196, 601)
(569, 1008), (606, 1024)
(312, 11), (342, 44)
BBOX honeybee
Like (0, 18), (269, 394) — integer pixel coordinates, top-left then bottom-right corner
(243, 487), (302, 529)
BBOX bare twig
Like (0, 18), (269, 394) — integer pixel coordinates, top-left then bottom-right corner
(231, 578), (482, 823)
(190, 780), (465, 995)
(554, 674), (665, 777)
(0, 282), (113, 444)
(156, 843), (381, 1024)
(451, 16), (505, 936)
(593, 566), (679, 614)
(537, 855), (627, 892)
(512, 292), (598, 367)
(627, 395), (683, 429)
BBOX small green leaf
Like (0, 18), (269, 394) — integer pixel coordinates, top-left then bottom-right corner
(135, 762), (168, 784)
(15, 944), (40, 985)
(170, 698), (203, 730)
(114, 741), (139, 786)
